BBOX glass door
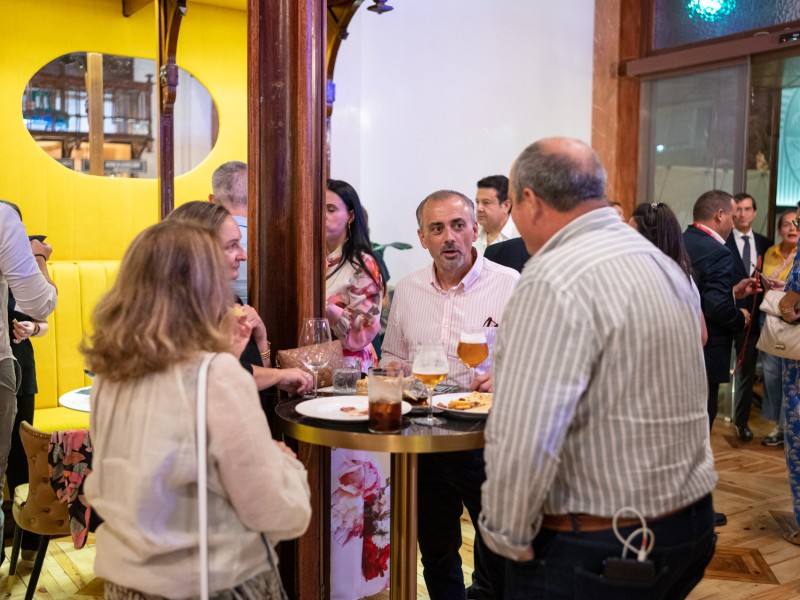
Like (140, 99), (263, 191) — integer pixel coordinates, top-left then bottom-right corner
(638, 63), (748, 227)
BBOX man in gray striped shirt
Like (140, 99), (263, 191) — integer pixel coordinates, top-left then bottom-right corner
(479, 138), (717, 599)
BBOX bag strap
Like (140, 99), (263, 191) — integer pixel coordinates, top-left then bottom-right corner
(196, 352), (216, 600)
(261, 534), (290, 600)
(196, 352), (288, 600)
(769, 249), (796, 280)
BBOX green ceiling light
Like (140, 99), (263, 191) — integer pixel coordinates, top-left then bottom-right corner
(686, 0), (735, 22)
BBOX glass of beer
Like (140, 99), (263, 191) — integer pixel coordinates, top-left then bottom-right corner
(412, 342), (449, 426)
(368, 367), (403, 434)
(457, 327), (489, 386)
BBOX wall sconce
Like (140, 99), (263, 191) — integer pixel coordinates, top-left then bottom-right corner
(367, 0), (393, 15)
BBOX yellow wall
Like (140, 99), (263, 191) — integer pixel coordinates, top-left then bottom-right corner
(0, 0), (247, 260)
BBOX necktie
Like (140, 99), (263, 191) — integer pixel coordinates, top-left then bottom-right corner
(742, 235), (751, 275)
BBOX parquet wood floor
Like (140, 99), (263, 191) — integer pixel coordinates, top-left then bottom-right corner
(2, 409), (798, 599)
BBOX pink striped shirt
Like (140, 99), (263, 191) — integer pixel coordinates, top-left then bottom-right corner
(382, 254), (519, 388)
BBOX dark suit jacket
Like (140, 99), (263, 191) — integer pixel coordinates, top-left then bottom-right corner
(684, 225), (745, 383)
(725, 230), (771, 314)
(483, 238), (530, 273)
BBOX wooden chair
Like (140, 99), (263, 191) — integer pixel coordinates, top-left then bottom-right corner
(7, 421), (72, 600)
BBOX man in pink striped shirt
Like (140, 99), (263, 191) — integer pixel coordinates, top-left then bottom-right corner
(382, 189), (518, 600)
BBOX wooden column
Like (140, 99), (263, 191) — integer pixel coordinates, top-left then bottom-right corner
(86, 52), (104, 176)
(248, 0), (327, 598)
(591, 0), (642, 216)
(156, 0), (186, 220)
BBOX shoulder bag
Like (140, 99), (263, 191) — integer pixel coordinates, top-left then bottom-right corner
(756, 290), (800, 360)
(275, 340), (343, 388)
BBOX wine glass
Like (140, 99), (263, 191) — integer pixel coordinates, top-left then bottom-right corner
(457, 327), (489, 386)
(298, 317), (333, 398)
(412, 342), (449, 426)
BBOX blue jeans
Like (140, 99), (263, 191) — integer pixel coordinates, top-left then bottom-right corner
(761, 352), (785, 424)
(760, 312), (785, 425)
(418, 449), (505, 600)
(505, 494), (716, 600)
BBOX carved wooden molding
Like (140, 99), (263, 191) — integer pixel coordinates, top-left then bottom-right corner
(158, 0), (186, 116)
(122, 0), (151, 18)
(157, 0), (187, 219)
(326, 0), (364, 98)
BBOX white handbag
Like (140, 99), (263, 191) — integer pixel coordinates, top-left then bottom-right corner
(757, 290), (800, 360)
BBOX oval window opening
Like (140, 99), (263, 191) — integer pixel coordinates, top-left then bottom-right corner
(22, 52), (218, 178)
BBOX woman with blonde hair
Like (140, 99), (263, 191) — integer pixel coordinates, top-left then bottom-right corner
(169, 200), (312, 397)
(82, 220), (311, 598)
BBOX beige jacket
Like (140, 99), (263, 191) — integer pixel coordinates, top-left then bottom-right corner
(85, 352), (311, 597)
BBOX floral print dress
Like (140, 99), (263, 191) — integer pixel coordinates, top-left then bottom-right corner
(782, 250), (800, 527)
(326, 248), (390, 598)
(326, 248), (383, 371)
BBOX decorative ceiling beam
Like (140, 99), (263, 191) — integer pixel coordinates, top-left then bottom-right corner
(122, 0), (151, 17)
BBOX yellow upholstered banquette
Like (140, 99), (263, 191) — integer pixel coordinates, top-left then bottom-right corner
(29, 260), (120, 432)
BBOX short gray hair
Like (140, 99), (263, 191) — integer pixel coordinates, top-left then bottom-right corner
(416, 190), (475, 228)
(211, 161), (247, 208)
(511, 139), (606, 212)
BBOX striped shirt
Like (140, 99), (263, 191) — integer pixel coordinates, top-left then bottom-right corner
(478, 207), (717, 561)
(381, 252), (519, 388)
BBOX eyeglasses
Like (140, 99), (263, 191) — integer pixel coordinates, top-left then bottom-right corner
(793, 218), (800, 229)
(483, 317), (499, 327)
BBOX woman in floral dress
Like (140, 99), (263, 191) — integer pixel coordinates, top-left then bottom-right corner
(325, 179), (383, 371)
(325, 180), (390, 598)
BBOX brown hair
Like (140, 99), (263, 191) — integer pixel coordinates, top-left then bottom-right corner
(168, 200), (231, 233)
(81, 220), (232, 381)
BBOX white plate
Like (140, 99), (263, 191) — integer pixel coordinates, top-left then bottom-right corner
(433, 392), (492, 420)
(295, 396), (412, 423)
(58, 386), (92, 413)
(317, 385), (335, 394)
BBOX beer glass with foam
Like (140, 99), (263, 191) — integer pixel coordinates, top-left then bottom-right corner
(457, 327), (489, 386)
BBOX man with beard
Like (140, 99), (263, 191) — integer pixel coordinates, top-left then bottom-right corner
(382, 190), (519, 599)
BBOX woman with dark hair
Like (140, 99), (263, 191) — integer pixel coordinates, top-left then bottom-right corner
(630, 202), (707, 345)
(630, 202), (693, 277)
(325, 179), (383, 371)
(325, 181), (389, 599)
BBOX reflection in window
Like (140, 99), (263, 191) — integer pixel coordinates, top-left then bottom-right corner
(639, 65), (747, 226)
(653, 0), (800, 50)
(778, 88), (800, 207)
(22, 53), (217, 178)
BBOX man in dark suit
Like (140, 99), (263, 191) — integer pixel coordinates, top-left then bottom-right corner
(683, 190), (757, 431)
(484, 237), (530, 273)
(725, 193), (771, 441)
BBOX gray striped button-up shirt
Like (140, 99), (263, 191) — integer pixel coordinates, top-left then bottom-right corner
(479, 207), (717, 560)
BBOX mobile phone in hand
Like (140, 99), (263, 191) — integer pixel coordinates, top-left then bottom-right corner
(29, 235), (47, 242)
